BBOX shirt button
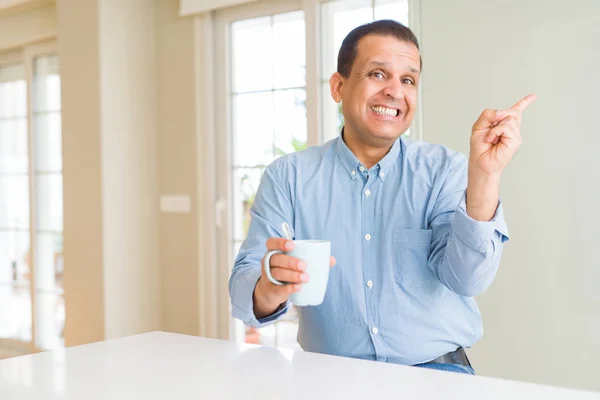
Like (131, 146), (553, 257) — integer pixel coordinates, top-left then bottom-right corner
(364, 189), (371, 197)
(359, 166), (366, 172)
(367, 280), (373, 288)
(364, 233), (371, 241)
(379, 171), (385, 178)
(371, 327), (379, 335)
(351, 170), (356, 176)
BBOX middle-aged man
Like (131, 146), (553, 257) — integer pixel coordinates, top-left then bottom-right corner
(229, 19), (536, 374)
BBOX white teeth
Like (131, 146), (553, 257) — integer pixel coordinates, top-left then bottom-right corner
(371, 106), (398, 116)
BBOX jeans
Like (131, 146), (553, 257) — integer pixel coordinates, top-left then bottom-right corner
(414, 363), (476, 375)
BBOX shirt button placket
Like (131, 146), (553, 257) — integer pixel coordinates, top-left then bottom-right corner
(361, 172), (378, 356)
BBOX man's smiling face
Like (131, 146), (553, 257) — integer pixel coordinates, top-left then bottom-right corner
(330, 34), (421, 147)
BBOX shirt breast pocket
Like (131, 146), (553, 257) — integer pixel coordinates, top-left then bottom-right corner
(393, 228), (434, 287)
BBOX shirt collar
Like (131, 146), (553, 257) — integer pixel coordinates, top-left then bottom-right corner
(336, 130), (361, 180)
(377, 136), (401, 182)
(335, 129), (402, 182)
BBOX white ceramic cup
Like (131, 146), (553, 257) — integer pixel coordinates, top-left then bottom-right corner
(263, 240), (331, 306)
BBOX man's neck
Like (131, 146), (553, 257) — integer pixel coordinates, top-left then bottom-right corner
(342, 129), (395, 169)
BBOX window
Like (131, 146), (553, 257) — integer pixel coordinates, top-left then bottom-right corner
(215, 0), (416, 349)
(0, 44), (64, 352)
(31, 55), (64, 351)
(0, 63), (30, 343)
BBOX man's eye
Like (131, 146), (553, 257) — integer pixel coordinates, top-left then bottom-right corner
(371, 72), (385, 79)
(403, 78), (415, 85)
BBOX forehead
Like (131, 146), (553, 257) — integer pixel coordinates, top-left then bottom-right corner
(354, 34), (421, 71)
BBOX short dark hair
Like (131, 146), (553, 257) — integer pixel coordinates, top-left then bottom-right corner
(337, 19), (421, 77)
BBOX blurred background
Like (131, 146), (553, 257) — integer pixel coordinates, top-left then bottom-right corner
(0, 0), (599, 394)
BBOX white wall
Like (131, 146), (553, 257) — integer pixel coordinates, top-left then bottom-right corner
(57, 0), (106, 346)
(39, 0), (197, 347)
(99, 0), (162, 340)
(420, 0), (600, 392)
(58, 0), (162, 345)
(155, 0), (201, 336)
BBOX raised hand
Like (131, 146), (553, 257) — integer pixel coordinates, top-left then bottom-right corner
(469, 94), (537, 176)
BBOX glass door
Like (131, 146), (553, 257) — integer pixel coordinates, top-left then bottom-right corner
(0, 63), (31, 345)
(0, 44), (64, 353)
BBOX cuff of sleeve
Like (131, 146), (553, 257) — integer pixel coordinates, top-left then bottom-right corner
(255, 300), (291, 326)
(452, 191), (510, 253)
(230, 268), (291, 328)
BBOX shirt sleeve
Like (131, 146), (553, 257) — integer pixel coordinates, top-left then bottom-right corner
(428, 154), (509, 297)
(228, 163), (293, 328)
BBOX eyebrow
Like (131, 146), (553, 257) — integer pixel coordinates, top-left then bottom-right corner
(367, 61), (419, 74)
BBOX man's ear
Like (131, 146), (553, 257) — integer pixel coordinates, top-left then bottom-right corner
(329, 72), (344, 103)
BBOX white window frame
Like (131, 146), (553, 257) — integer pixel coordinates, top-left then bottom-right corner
(194, 0), (422, 341)
(0, 39), (60, 354)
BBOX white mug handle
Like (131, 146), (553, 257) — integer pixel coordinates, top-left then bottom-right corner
(263, 250), (286, 285)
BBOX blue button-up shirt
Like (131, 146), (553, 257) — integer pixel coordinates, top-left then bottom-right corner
(229, 134), (508, 365)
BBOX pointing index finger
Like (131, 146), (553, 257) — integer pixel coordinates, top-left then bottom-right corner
(511, 93), (538, 112)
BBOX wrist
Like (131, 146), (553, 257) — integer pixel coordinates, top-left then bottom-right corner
(468, 162), (502, 184)
(253, 278), (281, 319)
(466, 168), (501, 221)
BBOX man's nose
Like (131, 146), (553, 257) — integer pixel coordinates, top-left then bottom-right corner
(382, 79), (405, 100)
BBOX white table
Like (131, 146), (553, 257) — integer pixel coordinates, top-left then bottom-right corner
(1, 331), (598, 399)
